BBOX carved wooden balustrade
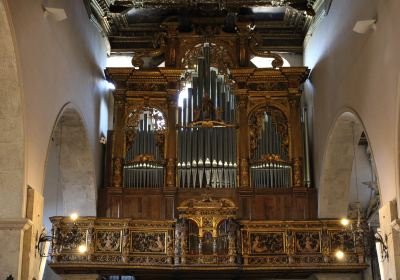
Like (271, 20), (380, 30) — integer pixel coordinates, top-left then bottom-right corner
(49, 217), (368, 275)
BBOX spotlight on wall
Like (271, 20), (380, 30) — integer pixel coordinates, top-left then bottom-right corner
(353, 19), (377, 34)
(42, 0), (67, 21)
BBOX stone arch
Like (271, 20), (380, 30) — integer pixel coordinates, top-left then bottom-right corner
(42, 104), (96, 231)
(318, 110), (379, 218)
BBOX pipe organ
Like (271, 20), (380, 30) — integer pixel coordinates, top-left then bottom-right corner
(100, 22), (317, 222)
(177, 43), (237, 189)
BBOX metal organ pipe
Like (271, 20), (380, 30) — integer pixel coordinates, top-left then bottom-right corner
(250, 111), (291, 189)
(123, 111), (165, 189)
(177, 43), (237, 189)
(303, 107), (311, 188)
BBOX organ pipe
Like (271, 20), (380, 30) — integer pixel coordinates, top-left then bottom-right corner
(250, 111), (292, 189)
(123, 111), (165, 188)
(303, 107), (311, 188)
(178, 43), (237, 188)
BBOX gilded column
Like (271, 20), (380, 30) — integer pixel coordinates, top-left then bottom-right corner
(111, 93), (126, 188)
(237, 93), (250, 189)
(166, 90), (178, 189)
(288, 95), (303, 188)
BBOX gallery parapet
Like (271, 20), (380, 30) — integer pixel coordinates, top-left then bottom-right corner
(48, 217), (368, 275)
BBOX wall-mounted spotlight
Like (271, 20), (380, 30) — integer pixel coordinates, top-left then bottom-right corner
(353, 19), (377, 34)
(42, 0), (67, 21)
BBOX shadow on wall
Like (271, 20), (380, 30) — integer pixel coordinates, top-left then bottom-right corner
(42, 104), (97, 232)
(318, 111), (380, 219)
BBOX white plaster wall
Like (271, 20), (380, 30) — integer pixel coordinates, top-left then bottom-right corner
(0, 0), (108, 278)
(304, 0), (400, 208)
(7, 0), (108, 197)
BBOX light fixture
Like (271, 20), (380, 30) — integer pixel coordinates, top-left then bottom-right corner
(340, 218), (350, 226)
(374, 232), (389, 261)
(335, 250), (345, 260)
(78, 244), (88, 254)
(42, 0), (67, 21)
(70, 212), (79, 221)
(36, 213), (81, 257)
(353, 19), (377, 34)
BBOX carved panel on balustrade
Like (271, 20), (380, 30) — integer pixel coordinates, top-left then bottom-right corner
(294, 231), (321, 254)
(249, 232), (285, 254)
(329, 230), (355, 253)
(95, 231), (122, 252)
(131, 231), (167, 254)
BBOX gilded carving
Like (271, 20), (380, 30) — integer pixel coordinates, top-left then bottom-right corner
(329, 231), (355, 253)
(95, 231), (121, 252)
(131, 232), (166, 253)
(129, 83), (167, 92)
(248, 82), (287, 91)
(294, 231), (321, 253)
(113, 157), (123, 188)
(50, 217), (367, 271)
(293, 157), (303, 187)
(250, 232), (285, 254)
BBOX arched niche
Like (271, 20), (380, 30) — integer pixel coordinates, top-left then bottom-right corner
(318, 111), (380, 219)
(42, 105), (96, 231)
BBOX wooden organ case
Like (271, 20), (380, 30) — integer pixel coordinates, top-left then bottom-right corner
(99, 27), (316, 222)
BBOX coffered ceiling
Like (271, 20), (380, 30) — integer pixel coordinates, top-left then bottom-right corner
(85, 0), (319, 54)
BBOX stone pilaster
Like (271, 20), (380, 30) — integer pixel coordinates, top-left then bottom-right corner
(0, 218), (32, 280)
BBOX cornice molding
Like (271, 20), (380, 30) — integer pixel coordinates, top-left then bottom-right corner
(0, 218), (33, 231)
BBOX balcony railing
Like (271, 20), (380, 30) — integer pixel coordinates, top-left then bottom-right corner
(48, 217), (368, 275)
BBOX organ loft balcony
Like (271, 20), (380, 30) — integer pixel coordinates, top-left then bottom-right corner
(47, 40), (370, 278)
